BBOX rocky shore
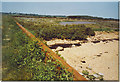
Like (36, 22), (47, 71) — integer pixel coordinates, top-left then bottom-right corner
(47, 31), (119, 80)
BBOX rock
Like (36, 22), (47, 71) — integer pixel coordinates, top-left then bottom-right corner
(93, 73), (104, 80)
(93, 74), (99, 78)
(55, 46), (64, 51)
(98, 73), (104, 76)
(92, 40), (100, 43)
(74, 43), (81, 46)
(72, 44), (75, 47)
(87, 37), (91, 41)
(52, 49), (56, 52)
(79, 72), (84, 76)
(98, 76), (104, 81)
(113, 38), (119, 40)
(87, 75), (96, 80)
(82, 40), (87, 43)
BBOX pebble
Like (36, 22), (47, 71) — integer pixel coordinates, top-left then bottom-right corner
(104, 51), (108, 53)
(81, 60), (86, 63)
(96, 54), (101, 57)
(93, 74), (99, 78)
(79, 66), (82, 68)
(79, 72), (84, 76)
(86, 66), (92, 70)
(99, 52), (102, 54)
(98, 73), (104, 76)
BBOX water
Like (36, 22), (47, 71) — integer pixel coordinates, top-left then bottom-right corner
(60, 21), (96, 25)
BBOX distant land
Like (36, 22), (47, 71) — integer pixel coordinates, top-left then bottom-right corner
(1, 12), (118, 21)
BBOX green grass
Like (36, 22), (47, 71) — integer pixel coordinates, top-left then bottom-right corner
(2, 14), (73, 81)
(92, 28), (119, 32)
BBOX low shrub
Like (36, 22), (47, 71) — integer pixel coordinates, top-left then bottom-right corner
(38, 24), (95, 40)
(17, 18), (95, 41)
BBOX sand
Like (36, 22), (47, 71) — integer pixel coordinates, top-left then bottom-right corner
(59, 40), (118, 80)
(47, 31), (119, 80)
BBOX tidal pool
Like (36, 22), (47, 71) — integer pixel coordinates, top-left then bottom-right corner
(60, 21), (96, 25)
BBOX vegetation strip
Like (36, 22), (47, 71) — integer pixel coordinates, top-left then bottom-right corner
(15, 21), (87, 81)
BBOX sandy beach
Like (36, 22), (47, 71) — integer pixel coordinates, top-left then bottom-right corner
(47, 31), (119, 80)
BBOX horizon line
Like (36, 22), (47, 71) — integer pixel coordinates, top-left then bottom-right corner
(2, 12), (118, 19)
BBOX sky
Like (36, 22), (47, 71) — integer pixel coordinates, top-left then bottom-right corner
(1, 0), (119, 2)
(2, 2), (119, 19)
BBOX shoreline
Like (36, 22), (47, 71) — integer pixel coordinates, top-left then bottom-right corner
(47, 31), (119, 80)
